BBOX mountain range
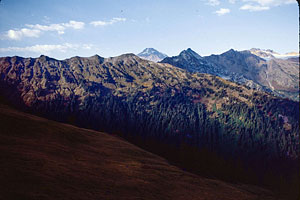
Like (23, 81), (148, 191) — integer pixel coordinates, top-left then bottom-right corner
(0, 50), (299, 199)
(160, 48), (299, 101)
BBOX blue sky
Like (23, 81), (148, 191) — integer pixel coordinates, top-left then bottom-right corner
(0, 0), (298, 59)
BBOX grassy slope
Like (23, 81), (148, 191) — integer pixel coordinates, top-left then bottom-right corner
(0, 103), (278, 200)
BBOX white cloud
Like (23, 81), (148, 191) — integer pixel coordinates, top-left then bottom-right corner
(63, 20), (85, 29)
(242, 0), (296, 6)
(6, 30), (23, 40)
(229, 0), (236, 3)
(240, 4), (270, 11)
(26, 20), (84, 35)
(239, 0), (296, 11)
(26, 23), (66, 34)
(4, 20), (85, 40)
(215, 8), (231, 16)
(90, 18), (126, 27)
(206, 0), (220, 6)
(6, 28), (41, 40)
(90, 21), (107, 26)
(20, 28), (41, 37)
(0, 43), (94, 54)
(3, 18), (125, 40)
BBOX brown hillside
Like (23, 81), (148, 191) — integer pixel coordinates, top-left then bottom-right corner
(0, 104), (277, 200)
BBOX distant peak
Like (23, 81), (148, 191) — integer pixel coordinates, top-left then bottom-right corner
(144, 48), (156, 51)
(179, 48), (202, 59)
(180, 48), (196, 54)
(222, 49), (237, 56)
(88, 54), (105, 63)
(89, 54), (104, 59)
(38, 55), (55, 61)
(139, 48), (162, 55)
(137, 48), (168, 62)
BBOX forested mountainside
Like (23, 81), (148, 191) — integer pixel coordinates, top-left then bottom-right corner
(160, 48), (299, 101)
(0, 54), (299, 199)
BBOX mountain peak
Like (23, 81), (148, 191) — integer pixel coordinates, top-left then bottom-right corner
(179, 48), (202, 59)
(88, 54), (102, 59)
(142, 48), (156, 53)
(39, 55), (49, 59)
(38, 55), (56, 61)
(227, 48), (236, 53)
(221, 49), (238, 57)
(138, 48), (167, 62)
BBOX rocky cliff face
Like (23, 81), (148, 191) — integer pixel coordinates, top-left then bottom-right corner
(258, 58), (299, 100)
(161, 48), (299, 101)
(0, 54), (299, 198)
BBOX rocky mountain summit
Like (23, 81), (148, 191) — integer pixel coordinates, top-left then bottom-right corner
(160, 48), (217, 73)
(161, 48), (299, 101)
(137, 48), (168, 62)
(0, 54), (299, 199)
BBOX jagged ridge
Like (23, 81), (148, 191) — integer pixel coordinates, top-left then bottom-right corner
(160, 48), (299, 101)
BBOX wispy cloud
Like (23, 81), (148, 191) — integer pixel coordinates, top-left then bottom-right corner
(240, 0), (296, 11)
(25, 24), (65, 35)
(206, 0), (220, 6)
(63, 21), (85, 29)
(90, 18), (126, 27)
(0, 43), (93, 54)
(242, 0), (296, 6)
(2, 18), (126, 40)
(240, 4), (269, 11)
(26, 20), (84, 35)
(215, 8), (231, 16)
(228, 0), (236, 4)
(4, 20), (85, 40)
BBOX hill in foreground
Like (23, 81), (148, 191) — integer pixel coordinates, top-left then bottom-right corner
(0, 103), (278, 200)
